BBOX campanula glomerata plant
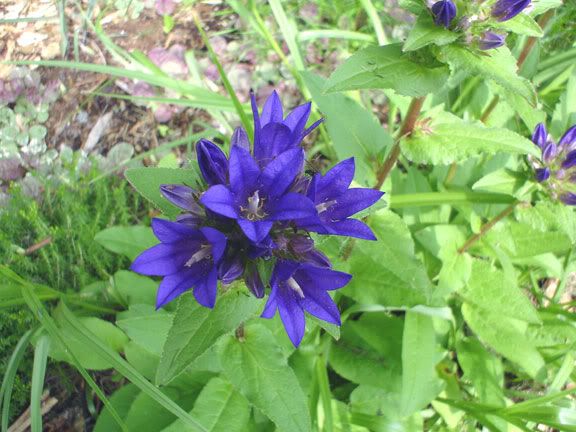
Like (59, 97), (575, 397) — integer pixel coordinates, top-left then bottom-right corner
(3, 1), (576, 431)
(130, 91), (383, 346)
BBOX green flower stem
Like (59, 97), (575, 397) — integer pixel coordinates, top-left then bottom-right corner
(388, 192), (516, 209)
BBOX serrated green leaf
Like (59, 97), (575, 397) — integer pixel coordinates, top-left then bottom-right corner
(494, 14), (543, 37)
(117, 305), (172, 356)
(94, 226), (157, 260)
(125, 388), (196, 432)
(114, 271), (158, 306)
(156, 290), (260, 385)
(472, 169), (527, 195)
(219, 324), (311, 432)
(456, 337), (505, 406)
(329, 314), (403, 387)
(481, 222), (573, 258)
(125, 168), (200, 218)
(530, 0), (563, 15)
(324, 43), (450, 97)
(438, 45), (536, 104)
(403, 14), (459, 51)
(94, 384), (140, 432)
(49, 317), (129, 370)
(401, 111), (540, 164)
(400, 311), (442, 417)
(515, 201), (576, 243)
(461, 260), (541, 325)
(162, 377), (250, 432)
(490, 82), (547, 131)
(462, 303), (545, 379)
(346, 210), (435, 307)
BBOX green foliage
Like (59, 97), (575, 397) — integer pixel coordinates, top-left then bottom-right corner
(401, 110), (540, 164)
(403, 14), (459, 52)
(157, 290), (261, 385)
(438, 46), (537, 105)
(0, 176), (148, 423)
(219, 324), (311, 432)
(346, 210), (436, 307)
(5, 1), (576, 431)
(324, 44), (451, 97)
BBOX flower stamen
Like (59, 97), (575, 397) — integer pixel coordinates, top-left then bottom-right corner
(316, 199), (337, 214)
(287, 277), (305, 298)
(185, 244), (212, 267)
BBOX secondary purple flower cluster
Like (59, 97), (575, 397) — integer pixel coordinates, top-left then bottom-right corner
(130, 91), (384, 346)
(429, 0), (532, 51)
(531, 122), (576, 205)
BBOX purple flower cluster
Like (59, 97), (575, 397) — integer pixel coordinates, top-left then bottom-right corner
(430, 0), (530, 51)
(492, 0), (531, 22)
(531, 122), (576, 205)
(130, 91), (384, 346)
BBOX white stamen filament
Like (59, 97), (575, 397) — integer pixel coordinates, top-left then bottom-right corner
(287, 277), (305, 298)
(185, 245), (212, 267)
(316, 199), (337, 214)
(247, 190), (261, 214)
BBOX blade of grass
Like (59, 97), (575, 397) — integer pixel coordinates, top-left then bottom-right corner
(185, 50), (233, 135)
(298, 29), (375, 43)
(89, 129), (218, 183)
(10, 60), (235, 109)
(268, 0), (305, 70)
(389, 192), (516, 208)
(0, 330), (32, 432)
(315, 355), (333, 432)
(30, 336), (50, 432)
(192, 13), (253, 140)
(0, 16), (58, 24)
(58, 301), (208, 431)
(359, 0), (387, 45)
(58, 0), (68, 57)
(91, 91), (248, 114)
(13, 278), (128, 432)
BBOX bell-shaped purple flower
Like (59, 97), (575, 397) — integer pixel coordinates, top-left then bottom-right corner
(479, 32), (506, 50)
(431, 0), (457, 28)
(561, 193), (576, 206)
(251, 91), (323, 166)
(200, 146), (317, 243)
(492, 0), (531, 22)
(535, 168), (550, 182)
(160, 184), (203, 215)
(218, 253), (244, 285)
(542, 142), (558, 163)
(532, 123), (548, 149)
(130, 219), (227, 309)
(231, 127), (250, 151)
(299, 158), (384, 240)
(245, 266), (265, 298)
(261, 260), (351, 347)
(559, 125), (576, 152)
(196, 139), (228, 185)
(562, 150), (576, 170)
